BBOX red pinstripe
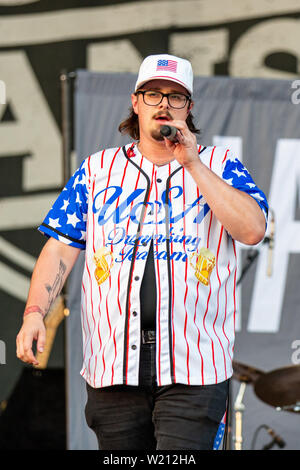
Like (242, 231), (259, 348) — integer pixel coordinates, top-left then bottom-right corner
(195, 147), (204, 381)
(203, 285), (217, 382)
(124, 154), (149, 384)
(232, 239), (237, 356)
(206, 146), (215, 246)
(99, 147), (120, 386)
(202, 147), (218, 382)
(111, 330), (117, 385)
(206, 212), (213, 249)
(80, 281), (88, 378)
(84, 156), (96, 384)
(182, 168), (190, 384)
(222, 149), (229, 164)
(87, 155), (91, 180)
(89, 178), (97, 386)
(100, 149), (105, 169)
(116, 151), (143, 343)
(82, 157), (92, 377)
(89, 155), (101, 386)
(91, 178), (96, 253)
(116, 157), (130, 316)
(193, 185), (204, 383)
(213, 226), (227, 380)
(111, 156), (130, 384)
(209, 146), (216, 168)
(154, 170), (162, 384)
(168, 162), (176, 383)
(96, 151), (105, 362)
(223, 262), (232, 362)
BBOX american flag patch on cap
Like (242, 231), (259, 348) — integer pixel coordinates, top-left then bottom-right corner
(156, 59), (177, 72)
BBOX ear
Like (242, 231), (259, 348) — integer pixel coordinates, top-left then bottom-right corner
(131, 93), (139, 115)
(187, 100), (194, 114)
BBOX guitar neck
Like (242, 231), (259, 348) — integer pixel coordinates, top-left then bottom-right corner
(34, 295), (68, 370)
(35, 327), (58, 369)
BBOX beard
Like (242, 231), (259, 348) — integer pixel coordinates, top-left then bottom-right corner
(150, 127), (164, 141)
(150, 110), (174, 141)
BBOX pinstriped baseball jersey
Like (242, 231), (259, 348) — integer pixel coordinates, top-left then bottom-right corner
(39, 142), (268, 388)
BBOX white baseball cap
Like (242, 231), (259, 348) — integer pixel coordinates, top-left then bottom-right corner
(135, 54), (193, 95)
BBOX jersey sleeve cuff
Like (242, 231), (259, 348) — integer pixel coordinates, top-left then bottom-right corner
(38, 223), (86, 250)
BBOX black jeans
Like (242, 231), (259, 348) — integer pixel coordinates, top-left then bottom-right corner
(85, 342), (229, 450)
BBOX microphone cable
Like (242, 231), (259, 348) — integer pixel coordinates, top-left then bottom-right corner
(250, 424), (286, 450)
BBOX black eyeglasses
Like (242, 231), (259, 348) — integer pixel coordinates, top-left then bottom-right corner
(136, 90), (191, 109)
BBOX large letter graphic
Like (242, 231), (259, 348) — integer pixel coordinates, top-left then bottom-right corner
(248, 139), (300, 332)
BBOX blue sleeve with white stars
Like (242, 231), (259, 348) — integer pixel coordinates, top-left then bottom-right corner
(222, 152), (269, 224)
(38, 161), (88, 249)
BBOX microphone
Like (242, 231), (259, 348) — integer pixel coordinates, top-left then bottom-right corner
(160, 125), (179, 143)
(266, 209), (275, 277)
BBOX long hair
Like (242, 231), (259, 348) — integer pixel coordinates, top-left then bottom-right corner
(118, 105), (201, 141)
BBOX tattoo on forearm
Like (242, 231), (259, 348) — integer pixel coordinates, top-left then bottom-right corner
(45, 259), (66, 313)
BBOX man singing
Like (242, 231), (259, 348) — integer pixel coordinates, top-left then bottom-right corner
(17, 54), (268, 450)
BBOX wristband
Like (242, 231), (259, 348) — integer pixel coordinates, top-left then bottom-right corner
(23, 305), (45, 318)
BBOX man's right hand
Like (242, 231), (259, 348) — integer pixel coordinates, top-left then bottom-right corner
(16, 312), (46, 366)
(15, 237), (80, 366)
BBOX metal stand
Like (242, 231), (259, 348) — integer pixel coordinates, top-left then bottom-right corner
(60, 70), (76, 185)
(228, 249), (259, 450)
(276, 401), (300, 413)
(236, 249), (259, 286)
(60, 69), (76, 450)
(231, 224), (274, 449)
(233, 382), (247, 450)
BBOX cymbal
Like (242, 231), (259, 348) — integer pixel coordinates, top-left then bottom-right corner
(232, 361), (264, 384)
(254, 365), (300, 409)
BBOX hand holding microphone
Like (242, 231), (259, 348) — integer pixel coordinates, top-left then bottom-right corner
(159, 120), (199, 169)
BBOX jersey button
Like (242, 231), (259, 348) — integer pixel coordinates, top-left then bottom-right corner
(132, 311), (138, 317)
(134, 276), (140, 281)
(156, 178), (162, 183)
(131, 345), (137, 350)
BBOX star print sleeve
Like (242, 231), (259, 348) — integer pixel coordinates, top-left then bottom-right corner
(222, 150), (269, 224)
(38, 160), (88, 249)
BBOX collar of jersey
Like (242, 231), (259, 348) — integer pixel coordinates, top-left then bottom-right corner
(128, 142), (183, 175)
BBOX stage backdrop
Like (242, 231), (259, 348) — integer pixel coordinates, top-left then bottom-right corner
(66, 70), (300, 450)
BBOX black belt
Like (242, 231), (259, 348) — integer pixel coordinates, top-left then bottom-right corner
(142, 329), (156, 344)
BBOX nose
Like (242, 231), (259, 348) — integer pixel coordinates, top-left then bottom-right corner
(159, 95), (170, 108)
